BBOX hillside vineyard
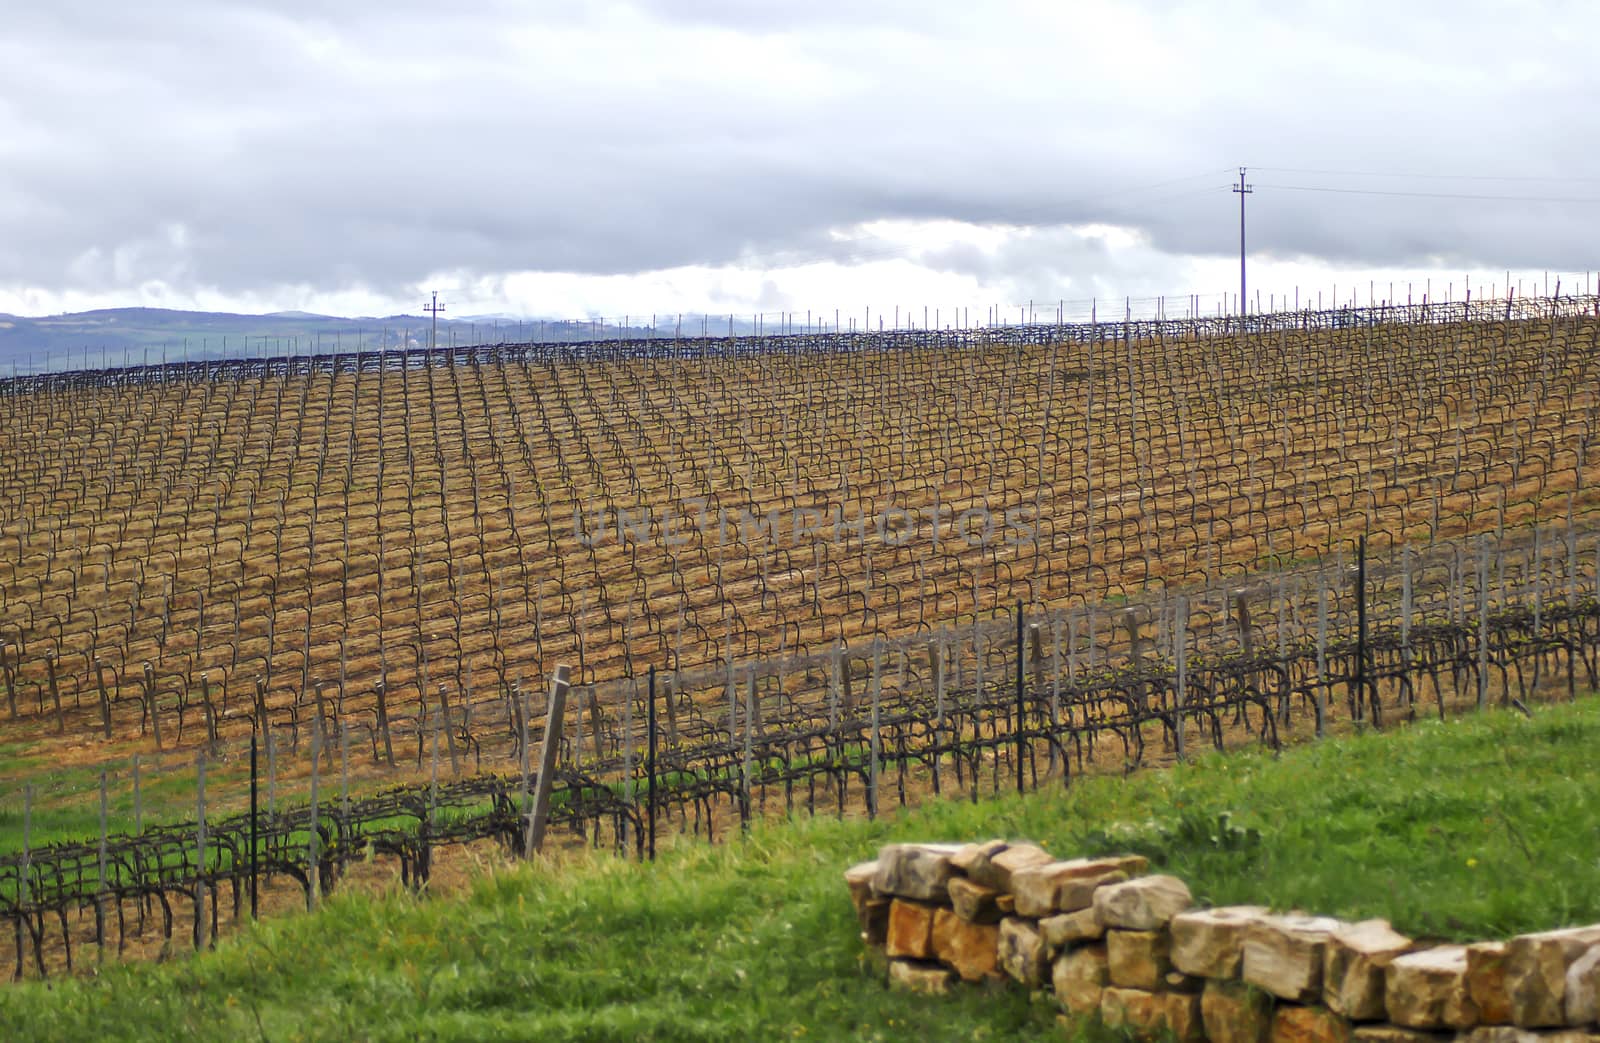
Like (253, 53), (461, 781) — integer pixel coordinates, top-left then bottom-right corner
(1, 298), (1597, 762)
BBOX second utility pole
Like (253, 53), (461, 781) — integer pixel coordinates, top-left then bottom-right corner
(1233, 167), (1252, 317)
(425, 291), (446, 350)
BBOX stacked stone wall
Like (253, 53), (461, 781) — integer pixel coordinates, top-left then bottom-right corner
(847, 842), (1600, 1043)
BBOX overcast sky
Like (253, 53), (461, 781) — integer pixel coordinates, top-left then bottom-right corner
(2, 0), (1597, 323)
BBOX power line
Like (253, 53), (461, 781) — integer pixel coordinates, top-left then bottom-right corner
(1250, 165), (1600, 184)
(1257, 183), (1600, 204)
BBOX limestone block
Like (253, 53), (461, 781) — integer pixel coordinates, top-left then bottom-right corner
(949, 838), (1009, 880)
(887, 959), (955, 995)
(1385, 946), (1476, 1030)
(1054, 942), (1110, 1015)
(872, 843), (964, 902)
(1349, 1027), (1447, 1043)
(1272, 1005), (1353, 1043)
(999, 916), (1048, 986)
(947, 875), (1004, 924)
(931, 907), (1000, 983)
(1109, 929), (1174, 991)
(1012, 857), (1140, 918)
(1563, 945), (1600, 1027)
(1202, 978), (1275, 1043)
(1102, 986), (1205, 1043)
(1324, 919), (1415, 1021)
(1041, 907), (1106, 951)
(1173, 906), (1271, 979)
(1467, 943), (1513, 1027)
(1504, 927), (1600, 1027)
(885, 899), (937, 960)
(1244, 915), (1346, 1002)
(1094, 874), (1194, 930)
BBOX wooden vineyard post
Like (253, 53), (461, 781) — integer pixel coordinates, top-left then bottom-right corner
(741, 671), (753, 830)
(868, 643), (880, 819)
(200, 673), (217, 752)
(307, 727), (321, 910)
(339, 720), (350, 830)
(664, 672), (678, 747)
(1014, 601), (1024, 796)
(143, 662), (163, 751)
(1174, 597), (1188, 763)
(20, 785), (31, 947)
(45, 653), (63, 734)
(1478, 536), (1491, 712)
(517, 681), (530, 856)
(828, 647), (841, 732)
(1, 642), (14, 720)
(438, 684), (459, 776)
(374, 679), (394, 766)
(195, 752), (207, 951)
(249, 721), (259, 921)
(1314, 576), (1328, 738)
(1401, 548), (1414, 716)
(266, 731), (277, 824)
(1048, 622), (1061, 776)
(132, 755), (142, 835)
(94, 657), (112, 738)
(527, 665), (572, 854)
(647, 666), (657, 862)
(1356, 535), (1374, 728)
(96, 771), (108, 961)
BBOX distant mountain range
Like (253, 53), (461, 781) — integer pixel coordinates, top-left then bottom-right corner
(0, 307), (679, 373)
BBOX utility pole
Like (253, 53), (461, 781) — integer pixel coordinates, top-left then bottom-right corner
(1233, 167), (1252, 317)
(424, 291), (446, 350)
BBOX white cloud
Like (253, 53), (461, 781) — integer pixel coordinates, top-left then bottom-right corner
(2, 0), (1597, 322)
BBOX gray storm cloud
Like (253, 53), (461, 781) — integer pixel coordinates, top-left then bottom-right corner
(2, 0), (1596, 312)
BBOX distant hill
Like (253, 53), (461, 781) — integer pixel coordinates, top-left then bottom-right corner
(0, 307), (672, 373)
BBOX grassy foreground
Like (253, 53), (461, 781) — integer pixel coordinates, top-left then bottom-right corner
(5, 700), (1600, 1042)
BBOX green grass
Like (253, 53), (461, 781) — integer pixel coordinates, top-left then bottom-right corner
(4, 699), (1600, 1041)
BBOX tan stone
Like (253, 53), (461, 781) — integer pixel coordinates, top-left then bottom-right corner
(1457, 1027), (1600, 1043)
(1057, 870), (1130, 913)
(947, 876), (1003, 924)
(1094, 874), (1195, 930)
(872, 843), (964, 902)
(996, 893), (1015, 915)
(845, 860), (878, 909)
(999, 916), (1048, 986)
(931, 908), (1000, 982)
(1564, 945), (1600, 1026)
(887, 959), (955, 995)
(1109, 929), (1174, 991)
(1467, 944), (1513, 1026)
(1042, 907), (1106, 951)
(1102, 986), (1205, 1043)
(1505, 927), (1600, 1027)
(1054, 943), (1110, 1015)
(1349, 1027), (1445, 1043)
(885, 899), (936, 960)
(949, 838), (1009, 878)
(1385, 946), (1476, 1030)
(1203, 978), (1275, 1043)
(983, 843), (1054, 890)
(1325, 920), (1415, 1021)
(1272, 1005), (1352, 1043)
(1245, 915), (1346, 1002)
(1173, 906), (1271, 978)
(1012, 858), (1139, 918)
